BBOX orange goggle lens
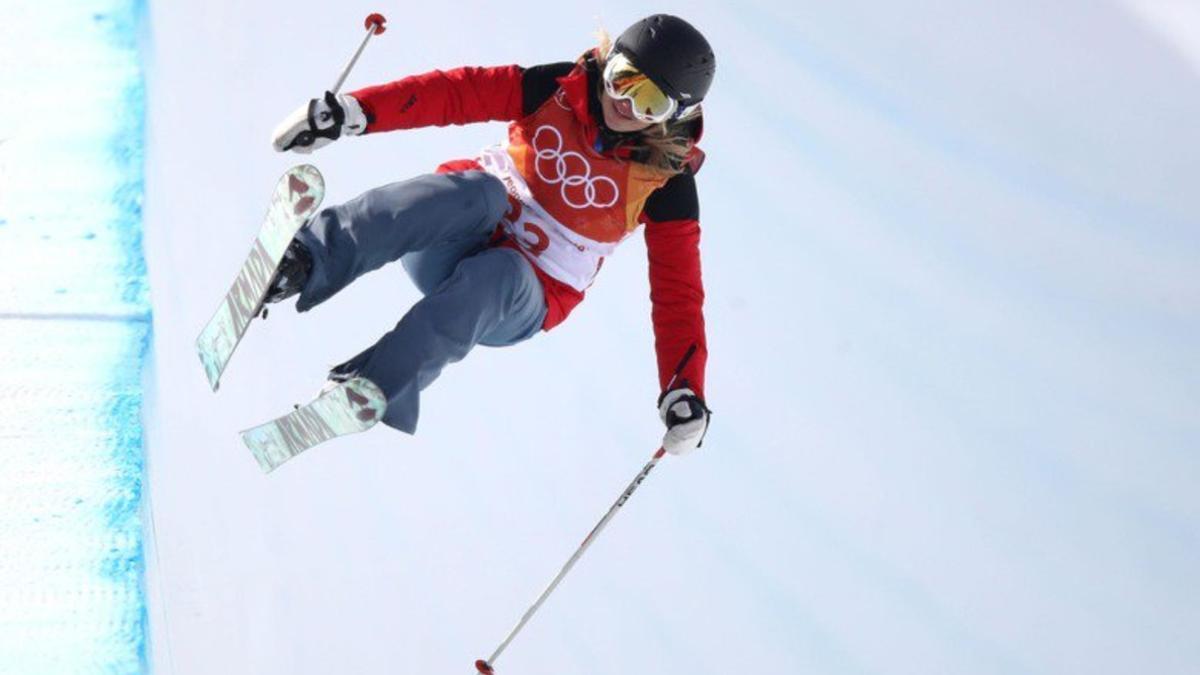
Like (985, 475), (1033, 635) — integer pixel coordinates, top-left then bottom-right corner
(602, 52), (678, 123)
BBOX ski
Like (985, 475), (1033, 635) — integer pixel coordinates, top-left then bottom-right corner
(241, 376), (387, 473)
(196, 165), (325, 391)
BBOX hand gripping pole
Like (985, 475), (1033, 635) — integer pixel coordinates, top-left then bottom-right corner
(284, 13), (386, 152)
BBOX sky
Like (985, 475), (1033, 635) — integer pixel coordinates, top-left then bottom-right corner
(143, 1), (1198, 674)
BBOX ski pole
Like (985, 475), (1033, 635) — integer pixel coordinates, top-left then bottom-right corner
(284, 13), (387, 152)
(332, 13), (388, 94)
(474, 446), (668, 675)
(474, 345), (699, 675)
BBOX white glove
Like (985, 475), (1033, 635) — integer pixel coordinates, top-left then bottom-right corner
(658, 387), (710, 456)
(271, 91), (368, 154)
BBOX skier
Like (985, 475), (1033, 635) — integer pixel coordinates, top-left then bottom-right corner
(266, 14), (714, 456)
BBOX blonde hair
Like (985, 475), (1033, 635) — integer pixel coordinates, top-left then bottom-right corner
(594, 29), (701, 175)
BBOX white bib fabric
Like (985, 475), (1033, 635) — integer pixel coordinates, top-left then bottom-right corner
(479, 144), (626, 291)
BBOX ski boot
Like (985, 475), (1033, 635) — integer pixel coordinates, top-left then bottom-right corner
(262, 237), (314, 305)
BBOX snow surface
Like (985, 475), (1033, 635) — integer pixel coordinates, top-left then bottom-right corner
(144, 1), (1199, 674)
(0, 1), (149, 672)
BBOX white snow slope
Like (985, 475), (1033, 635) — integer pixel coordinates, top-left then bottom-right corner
(144, 1), (1199, 674)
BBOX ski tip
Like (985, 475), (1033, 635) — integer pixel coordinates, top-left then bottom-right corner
(294, 164), (323, 184)
(475, 660), (494, 674)
(283, 164), (324, 194)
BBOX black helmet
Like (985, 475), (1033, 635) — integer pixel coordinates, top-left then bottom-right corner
(612, 14), (715, 105)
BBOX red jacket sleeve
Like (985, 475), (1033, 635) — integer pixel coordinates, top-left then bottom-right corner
(349, 65), (524, 132)
(644, 216), (708, 400)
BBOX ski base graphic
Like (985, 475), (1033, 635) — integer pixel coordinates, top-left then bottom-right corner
(241, 377), (387, 473)
(196, 165), (325, 391)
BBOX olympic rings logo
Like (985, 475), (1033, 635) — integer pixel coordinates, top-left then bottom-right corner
(532, 126), (620, 210)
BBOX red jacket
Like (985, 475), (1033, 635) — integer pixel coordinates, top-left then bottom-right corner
(350, 54), (708, 398)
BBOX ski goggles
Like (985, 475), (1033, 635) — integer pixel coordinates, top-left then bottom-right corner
(602, 51), (680, 124)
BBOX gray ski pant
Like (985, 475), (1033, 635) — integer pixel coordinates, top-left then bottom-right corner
(292, 170), (547, 433)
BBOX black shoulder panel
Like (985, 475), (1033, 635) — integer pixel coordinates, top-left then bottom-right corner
(644, 173), (700, 223)
(522, 61), (576, 116)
